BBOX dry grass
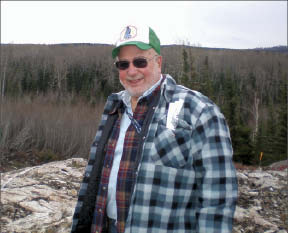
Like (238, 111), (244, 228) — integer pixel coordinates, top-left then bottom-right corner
(0, 94), (105, 167)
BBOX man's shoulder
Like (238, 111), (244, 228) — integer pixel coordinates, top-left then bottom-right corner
(164, 74), (224, 122)
(107, 90), (125, 101)
(96, 91), (124, 116)
(165, 75), (216, 109)
(176, 85), (213, 105)
(106, 90), (126, 104)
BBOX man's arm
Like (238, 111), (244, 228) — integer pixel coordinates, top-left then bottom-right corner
(193, 106), (238, 232)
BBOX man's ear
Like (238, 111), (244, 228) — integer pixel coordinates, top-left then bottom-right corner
(157, 55), (162, 69)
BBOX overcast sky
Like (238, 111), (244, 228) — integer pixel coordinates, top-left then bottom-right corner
(1, 1), (287, 49)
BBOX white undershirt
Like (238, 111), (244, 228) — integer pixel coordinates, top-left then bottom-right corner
(106, 75), (163, 220)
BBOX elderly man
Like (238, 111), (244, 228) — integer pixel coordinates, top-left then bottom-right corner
(71, 25), (238, 233)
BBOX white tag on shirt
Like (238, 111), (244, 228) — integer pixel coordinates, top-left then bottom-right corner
(166, 99), (184, 130)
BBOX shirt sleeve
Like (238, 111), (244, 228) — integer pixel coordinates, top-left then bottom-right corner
(192, 105), (238, 233)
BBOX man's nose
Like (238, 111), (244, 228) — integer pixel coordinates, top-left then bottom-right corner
(127, 62), (138, 76)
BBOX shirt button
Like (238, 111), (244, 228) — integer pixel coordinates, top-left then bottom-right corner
(106, 165), (109, 168)
(103, 186), (106, 190)
(98, 208), (102, 212)
(143, 136), (146, 140)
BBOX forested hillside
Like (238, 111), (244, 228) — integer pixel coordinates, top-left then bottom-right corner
(0, 43), (287, 168)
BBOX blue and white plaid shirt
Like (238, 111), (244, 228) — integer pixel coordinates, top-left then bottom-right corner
(71, 74), (238, 233)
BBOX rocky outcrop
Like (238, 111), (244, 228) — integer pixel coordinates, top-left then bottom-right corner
(1, 159), (287, 233)
(233, 168), (288, 233)
(1, 158), (86, 233)
(269, 160), (288, 171)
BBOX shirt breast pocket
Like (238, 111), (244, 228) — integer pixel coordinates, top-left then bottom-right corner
(151, 118), (192, 168)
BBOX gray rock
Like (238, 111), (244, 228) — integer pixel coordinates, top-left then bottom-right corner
(1, 158), (86, 233)
(235, 168), (288, 232)
(1, 160), (287, 232)
(277, 230), (288, 233)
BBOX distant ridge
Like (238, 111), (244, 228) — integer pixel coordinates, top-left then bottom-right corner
(162, 44), (288, 52)
(250, 45), (288, 53)
(54, 43), (111, 47)
(1, 43), (287, 52)
(0, 43), (112, 47)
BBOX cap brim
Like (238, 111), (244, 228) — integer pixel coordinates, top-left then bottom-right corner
(112, 41), (152, 59)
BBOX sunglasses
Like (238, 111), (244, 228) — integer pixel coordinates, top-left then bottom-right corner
(114, 55), (158, 70)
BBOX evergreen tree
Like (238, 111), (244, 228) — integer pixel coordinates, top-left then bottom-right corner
(262, 102), (278, 165)
(222, 70), (255, 164)
(233, 125), (254, 165)
(199, 56), (213, 100)
(181, 47), (190, 88)
(274, 68), (287, 160)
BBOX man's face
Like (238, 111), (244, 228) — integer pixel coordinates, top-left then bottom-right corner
(117, 45), (162, 98)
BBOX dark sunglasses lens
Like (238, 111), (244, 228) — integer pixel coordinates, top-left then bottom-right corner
(116, 61), (129, 70)
(133, 58), (148, 68)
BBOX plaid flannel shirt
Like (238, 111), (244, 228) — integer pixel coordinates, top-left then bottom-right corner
(71, 74), (238, 233)
(91, 82), (162, 233)
(90, 111), (122, 233)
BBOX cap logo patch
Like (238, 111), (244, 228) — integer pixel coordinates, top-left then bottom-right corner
(120, 26), (137, 41)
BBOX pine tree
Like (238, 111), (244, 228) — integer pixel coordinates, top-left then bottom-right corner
(274, 67), (287, 160)
(222, 70), (255, 164)
(181, 47), (190, 88)
(188, 47), (199, 91)
(199, 56), (213, 100)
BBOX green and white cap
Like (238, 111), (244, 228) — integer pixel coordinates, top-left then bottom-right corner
(112, 25), (161, 58)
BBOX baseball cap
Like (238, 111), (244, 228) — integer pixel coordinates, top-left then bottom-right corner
(112, 25), (161, 59)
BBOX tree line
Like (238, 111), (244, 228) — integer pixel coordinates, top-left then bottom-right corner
(0, 43), (287, 165)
